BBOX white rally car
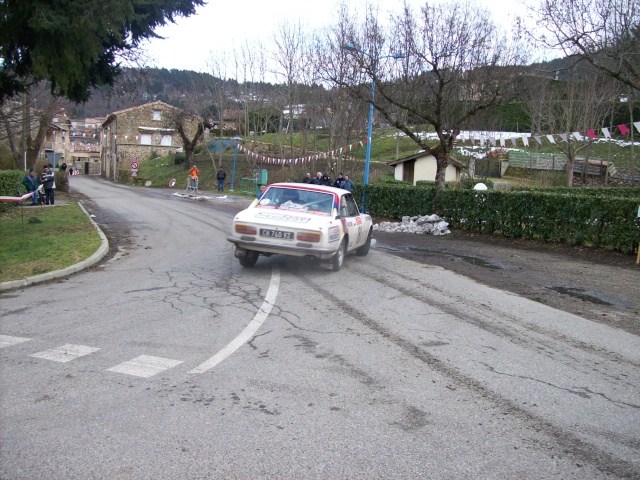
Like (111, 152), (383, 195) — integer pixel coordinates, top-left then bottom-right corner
(227, 183), (373, 271)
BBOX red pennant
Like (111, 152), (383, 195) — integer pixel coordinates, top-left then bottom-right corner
(586, 130), (597, 139)
(619, 124), (630, 135)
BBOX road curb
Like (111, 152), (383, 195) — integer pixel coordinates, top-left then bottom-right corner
(0, 201), (110, 292)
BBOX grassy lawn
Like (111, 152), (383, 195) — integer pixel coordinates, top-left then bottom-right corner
(0, 195), (102, 282)
(135, 128), (636, 190)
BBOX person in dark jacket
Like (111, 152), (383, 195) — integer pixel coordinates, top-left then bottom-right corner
(333, 173), (344, 188)
(310, 171), (323, 185)
(216, 168), (227, 192)
(22, 169), (40, 205)
(40, 165), (55, 205)
(320, 173), (332, 186)
(302, 172), (312, 183)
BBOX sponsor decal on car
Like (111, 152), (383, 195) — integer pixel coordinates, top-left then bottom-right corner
(355, 217), (362, 225)
(328, 226), (341, 242)
(255, 212), (312, 223)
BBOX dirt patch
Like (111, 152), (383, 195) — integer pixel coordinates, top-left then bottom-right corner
(372, 229), (639, 336)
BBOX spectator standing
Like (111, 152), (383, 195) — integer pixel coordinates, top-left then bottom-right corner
(216, 167), (227, 192)
(341, 175), (354, 192)
(188, 165), (199, 189)
(22, 169), (40, 205)
(310, 171), (323, 185)
(40, 165), (55, 205)
(320, 173), (332, 186)
(333, 173), (344, 188)
(302, 172), (312, 183)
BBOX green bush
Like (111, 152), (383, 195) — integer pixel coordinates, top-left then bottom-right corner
(0, 170), (28, 212)
(358, 183), (640, 253)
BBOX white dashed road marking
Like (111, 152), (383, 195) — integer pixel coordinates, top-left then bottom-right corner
(107, 355), (183, 378)
(29, 344), (100, 363)
(0, 335), (32, 348)
(190, 265), (281, 374)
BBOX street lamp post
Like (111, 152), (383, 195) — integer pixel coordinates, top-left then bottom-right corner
(342, 43), (404, 213)
(229, 136), (242, 192)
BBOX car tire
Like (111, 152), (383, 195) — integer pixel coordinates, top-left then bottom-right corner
(238, 250), (259, 268)
(332, 239), (346, 272)
(355, 228), (372, 256)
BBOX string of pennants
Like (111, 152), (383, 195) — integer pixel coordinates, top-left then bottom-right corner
(47, 120), (640, 147)
(238, 138), (368, 165)
(460, 122), (640, 147)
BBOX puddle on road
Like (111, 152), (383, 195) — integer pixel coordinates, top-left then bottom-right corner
(408, 247), (502, 270)
(548, 286), (613, 306)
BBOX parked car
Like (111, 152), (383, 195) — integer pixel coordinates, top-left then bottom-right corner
(227, 183), (373, 271)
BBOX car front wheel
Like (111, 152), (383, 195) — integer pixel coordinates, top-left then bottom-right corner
(331, 239), (346, 272)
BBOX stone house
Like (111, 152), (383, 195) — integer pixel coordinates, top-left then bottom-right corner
(43, 109), (71, 170)
(387, 151), (465, 185)
(100, 101), (201, 180)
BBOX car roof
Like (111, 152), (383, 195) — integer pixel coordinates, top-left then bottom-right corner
(268, 183), (349, 194)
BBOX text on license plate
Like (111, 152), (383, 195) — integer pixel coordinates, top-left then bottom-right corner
(260, 228), (293, 239)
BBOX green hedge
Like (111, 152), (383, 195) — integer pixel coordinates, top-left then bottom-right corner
(509, 186), (640, 198)
(356, 184), (640, 253)
(0, 170), (28, 212)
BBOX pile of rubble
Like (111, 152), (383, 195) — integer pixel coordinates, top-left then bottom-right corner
(373, 214), (451, 235)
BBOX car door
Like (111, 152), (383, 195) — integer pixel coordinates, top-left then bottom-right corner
(340, 193), (366, 251)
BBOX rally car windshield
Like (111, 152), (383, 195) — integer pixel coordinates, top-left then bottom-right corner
(256, 187), (334, 215)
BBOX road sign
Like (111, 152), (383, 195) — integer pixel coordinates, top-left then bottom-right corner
(131, 161), (139, 169)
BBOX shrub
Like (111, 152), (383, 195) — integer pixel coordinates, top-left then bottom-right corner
(358, 183), (640, 253)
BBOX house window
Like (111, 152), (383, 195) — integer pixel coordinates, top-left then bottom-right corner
(140, 134), (152, 145)
(152, 110), (162, 121)
(160, 134), (172, 146)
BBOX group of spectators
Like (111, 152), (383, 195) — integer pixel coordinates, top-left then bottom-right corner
(188, 164), (228, 192)
(22, 164), (60, 205)
(302, 171), (354, 192)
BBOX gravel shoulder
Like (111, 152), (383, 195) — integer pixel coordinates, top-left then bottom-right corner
(373, 229), (640, 336)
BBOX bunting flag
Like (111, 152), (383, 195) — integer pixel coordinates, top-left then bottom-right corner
(601, 127), (611, 138)
(237, 138), (368, 165)
(573, 132), (583, 141)
(634, 122), (640, 134)
(511, 137), (517, 147)
(522, 136), (529, 147)
(499, 138), (506, 147)
(547, 135), (556, 144)
(559, 133), (568, 142)
(619, 124), (630, 135)
(534, 136), (542, 145)
(586, 130), (597, 140)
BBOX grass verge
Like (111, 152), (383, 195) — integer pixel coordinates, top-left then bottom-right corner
(0, 195), (102, 282)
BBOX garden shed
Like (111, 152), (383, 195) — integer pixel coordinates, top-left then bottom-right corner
(387, 151), (465, 185)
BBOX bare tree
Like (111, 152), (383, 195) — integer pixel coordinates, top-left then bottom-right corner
(529, 0), (640, 92)
(314, 2), (370, 176)
(271, 20), (307, 158)
(527, 65), (619, 186)
(324, 0), (529, 193)
(0, 86), (62, 170)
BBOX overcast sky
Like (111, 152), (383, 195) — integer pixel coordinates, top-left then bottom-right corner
(141, 0), (535, 75)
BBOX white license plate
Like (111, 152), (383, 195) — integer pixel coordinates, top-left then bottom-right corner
(260, 229), (293, 239)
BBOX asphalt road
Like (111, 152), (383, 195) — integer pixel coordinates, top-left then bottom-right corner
(1, 176), (639, 479)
